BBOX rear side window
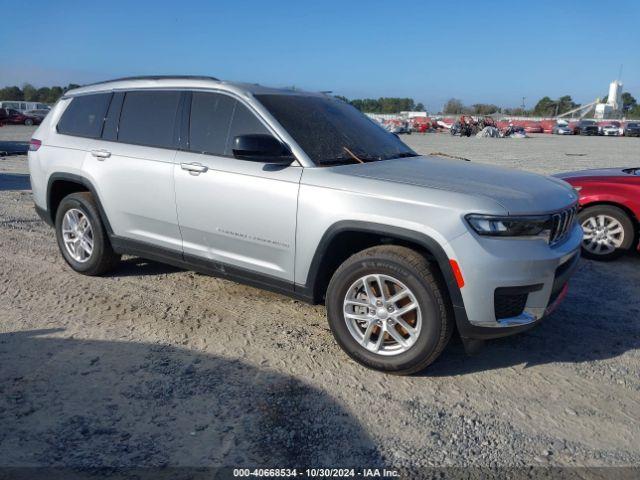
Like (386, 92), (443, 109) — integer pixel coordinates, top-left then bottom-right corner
(57, 93), (112, 138)
(118, 91), (181, 148)
(189, 92), (235, 155)
(224, 101), (270, 155)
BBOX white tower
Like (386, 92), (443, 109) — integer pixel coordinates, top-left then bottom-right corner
(607, 80), (623, 111)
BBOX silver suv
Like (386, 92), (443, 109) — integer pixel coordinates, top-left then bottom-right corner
(28, 76), (582, 374)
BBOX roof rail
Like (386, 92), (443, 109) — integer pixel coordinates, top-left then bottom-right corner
(82, 75), (220, 87)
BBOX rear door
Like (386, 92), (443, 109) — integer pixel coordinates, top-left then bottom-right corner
(81, 90), (183, 251)
(173, 91), (302, 281)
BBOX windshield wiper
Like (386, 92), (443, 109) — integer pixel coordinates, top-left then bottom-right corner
(319, 148), (383, 166)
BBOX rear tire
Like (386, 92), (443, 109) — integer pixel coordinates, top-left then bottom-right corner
(24, 118), (33, 126)
(55, 192), (120, 275)
(578, 205), (635, 261)
(326, 245), (453, 375)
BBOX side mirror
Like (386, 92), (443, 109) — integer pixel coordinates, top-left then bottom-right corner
(232, 134), (294, 164)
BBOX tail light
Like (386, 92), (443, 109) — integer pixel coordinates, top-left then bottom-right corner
(29, 138), (42, 151)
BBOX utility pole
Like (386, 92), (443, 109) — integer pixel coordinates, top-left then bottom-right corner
(521, 97), (526, 111)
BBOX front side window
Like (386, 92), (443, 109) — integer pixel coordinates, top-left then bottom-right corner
(57, 93), (112, 138)
(255, 94), (416, 166)
(189, 92), (235, 155)
(224, 101), (270, 156)
(118, 91), (181, 148)
(188, 93), (270, 157)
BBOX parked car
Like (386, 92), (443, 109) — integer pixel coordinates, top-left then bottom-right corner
(29, 76), (581, 374)
(5, 108), (42, 126)
(556, 168), (640, 260)
(522, 121), (543, 134)
(552, 124), (573, 135)
(573, 120), (598, 136)
(600, 124), (622, 136)
(624, 122), (640, 137)
(598, 121), (622, 136)
(24, 109), (50, 120)
(0, 101), (50, 112)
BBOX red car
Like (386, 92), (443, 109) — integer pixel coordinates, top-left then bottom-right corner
(5, 108), (42, 126)
(556, 168), (640, 260)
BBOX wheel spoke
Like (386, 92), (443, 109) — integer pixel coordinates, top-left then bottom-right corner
(373, 275), (386, 301)
(362, 322), (375, 347)
(361, 277), (376, 302)
(372, 329), (384, 352)
(394, 317), (417, 337)
(345, 299), (370, 308)
(344, 312), (371, 322)
(387, 288), (409, 305)
(386, 325), (407, 346)
(395, 301), (418, 317)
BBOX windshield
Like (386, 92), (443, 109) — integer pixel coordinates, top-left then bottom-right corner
(255, 94), (417, 166)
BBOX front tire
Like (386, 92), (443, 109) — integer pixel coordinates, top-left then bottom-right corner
(55, 192), (121, 275)
(578, 205), (635, 261)
(24, 118), (33, 126)
(326, 245), (453, 374)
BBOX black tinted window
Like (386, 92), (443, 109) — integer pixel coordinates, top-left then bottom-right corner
(224, 102), (269, 155)
(189, 92), (235, 155)
(57, 93), (112, 138)
(256, 94), (415, 165)
(118, 91), (181, 148)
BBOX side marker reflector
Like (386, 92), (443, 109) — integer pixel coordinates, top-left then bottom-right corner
(449, 259), (465, 288)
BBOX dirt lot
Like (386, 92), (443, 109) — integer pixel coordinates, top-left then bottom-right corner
(1, 125), (639, 473)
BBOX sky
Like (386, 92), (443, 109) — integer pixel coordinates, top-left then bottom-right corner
(1, 0), (639, 112)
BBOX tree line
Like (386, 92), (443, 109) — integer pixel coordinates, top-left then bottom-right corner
(0, 83), (81, 105)
(3, 83), (639, 118)
(443, 93), (640, 118)
(336, 96), (425, 114)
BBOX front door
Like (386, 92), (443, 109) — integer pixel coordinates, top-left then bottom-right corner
(173, 92), (302, 282)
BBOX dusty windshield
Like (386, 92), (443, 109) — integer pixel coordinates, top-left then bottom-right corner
(255, 94), (417, 166)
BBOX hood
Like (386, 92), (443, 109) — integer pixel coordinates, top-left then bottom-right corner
(334, 155), (578, 215)
(555, 168), (632, 180)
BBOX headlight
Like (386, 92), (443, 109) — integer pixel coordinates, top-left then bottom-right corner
(466, 214), (552, 240)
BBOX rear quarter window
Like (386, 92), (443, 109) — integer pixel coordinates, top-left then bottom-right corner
(56, 93), (112, 138)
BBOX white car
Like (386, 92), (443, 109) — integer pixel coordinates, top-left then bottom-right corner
(600, 124), (622, 136)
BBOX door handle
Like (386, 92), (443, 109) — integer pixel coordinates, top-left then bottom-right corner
(181, 162), (208, 175)
(91, 149), (111, 160)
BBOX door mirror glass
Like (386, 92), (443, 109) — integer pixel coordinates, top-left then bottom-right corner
(232, 134), (293, 164)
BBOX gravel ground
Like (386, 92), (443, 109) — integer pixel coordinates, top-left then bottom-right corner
(1, 125), (639, 475)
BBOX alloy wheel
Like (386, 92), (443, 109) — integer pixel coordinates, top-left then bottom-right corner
(581, 214), (624, 255)
(343, 274), (422, 356)
(61, 208), (94, 263)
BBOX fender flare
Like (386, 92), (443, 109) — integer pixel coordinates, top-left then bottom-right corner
(299, 220), (469, 328)
(46, 172), (114, 235)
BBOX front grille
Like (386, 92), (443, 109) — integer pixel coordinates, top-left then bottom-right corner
(549, 205), (577, 246)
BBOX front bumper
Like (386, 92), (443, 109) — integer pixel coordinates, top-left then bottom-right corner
(447, 223), (582, 340)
